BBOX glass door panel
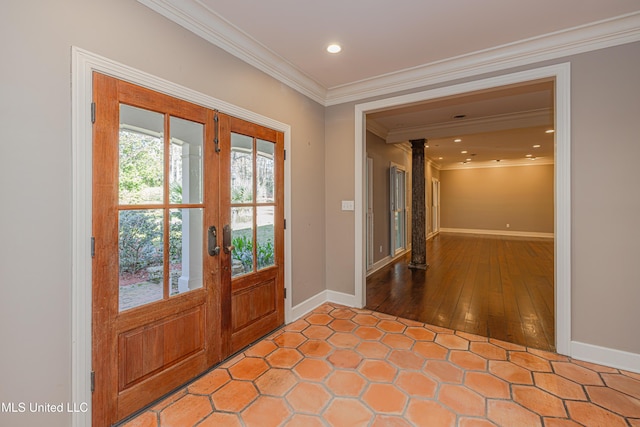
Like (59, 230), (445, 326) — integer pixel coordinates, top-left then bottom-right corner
(119, 105), (164, 205)
(257, 206), (275, 270)
(169, 208), (203, 296)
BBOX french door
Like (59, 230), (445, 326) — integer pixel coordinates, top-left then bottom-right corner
(92, 73), (284, 425)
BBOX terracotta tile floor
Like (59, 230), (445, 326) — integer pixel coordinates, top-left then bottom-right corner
(121, 303), (640, 427)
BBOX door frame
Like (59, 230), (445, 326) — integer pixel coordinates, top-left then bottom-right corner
(354, 63), (572, 356)
(71, 47), (292, 426)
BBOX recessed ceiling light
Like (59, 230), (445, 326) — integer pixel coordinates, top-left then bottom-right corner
(466, 158), (472, 162)
(461, 150), (468, 154)
(545, 129), (555, 134)
(327, 44), (342, 54)
(438, 157), (443, 160)
(425, 145), (429, 148)
(526, 154), (532, 157)
(454, 138), (462, 143)
(533, 144), (541, 148)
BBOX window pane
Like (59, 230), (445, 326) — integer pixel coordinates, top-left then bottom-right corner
(119, 209), (164, 311)
(231, 207), (254, 277)
(257, 206), (275, 270)
(119, 104), (164, 205)
(257, 139), (275, 203)
(231, 133), (254, 203)
(169, 117), (203, 204)
(169, 208), (203, 296)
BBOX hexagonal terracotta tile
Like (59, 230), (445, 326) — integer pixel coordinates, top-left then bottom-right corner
(352, 314), (379, 326)
(377, 320), (406, 333)
(552, 361), (605, 386)
(406, 400), (456, 427)
(244, 340), (277, 357)
(449, 350), (487, 371)
(329, 319), (357, 332)
(509, 351), (552, 372)
(330, 307), (357, 319)
(356, 341), (390, 359)
(362, 383), (408, 414)
(211, 380), (258, 412)
(328, 332), (361, 348)
(159, 394), (212, 427)
(323, 398), (373, 427)
(405, 326), (436, 341)
(286, 382), (331, 413)
(188, 369), (230, 395)
(198, 412), (242, 427)
(458, 417), (498, 427)
(228, 357), (269, 380)
(254, 368), (297, 396)
(566, 401), (628, 427)
(464, 371), (510, 399)
(490, 338), (526, 352)
(273, 331), (307, 348)
(413, 341), (448, 360)
(359, 359), (398, 382)
(298, 339), (333, 357)
(293, 358), (332, 381)
(382, 333), (415, 349)
(388, 349), (425, 370)
(532, 372), (587, 400)
(354, 326), (384, 340)
(328, 348), (363, 369)
(395, 371), (437, 398)
(436, 333), (470, 350)
(371, 415), (414, 427)
(438, 384), (485, 416)
(284, 414), (326, 427)
(469, 342), (508, 360)
(326, 370), (367, 397)
(302, 325), (334, 340)
(266, 347), (303, 369)
(512, 385), (567, 417)
(602, 373), (640, 400)
(242, 396), (291, 427)
(487, 400), (542, 427)
(488, 360), (533, 385)
(423, 360), (464, 384)
(586, 385), (640, 418)
(306, 313), (333, 325)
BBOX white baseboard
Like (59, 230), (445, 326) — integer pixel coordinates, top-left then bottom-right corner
(366, 248), (410, 277)
(440, 227), (554, 239)
(571, 341), (640, 374)
(290, 290), (359, 322)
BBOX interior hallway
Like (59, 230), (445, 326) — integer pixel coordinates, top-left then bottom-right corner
(121, 303), (640, 426)
(367, 233), (555, 352)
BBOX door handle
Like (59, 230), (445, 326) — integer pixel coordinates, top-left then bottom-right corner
(223, 224), (234, 254)
(208, 226), (220, 256)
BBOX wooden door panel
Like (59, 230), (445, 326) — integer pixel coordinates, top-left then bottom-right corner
(118, 305), (204, 390)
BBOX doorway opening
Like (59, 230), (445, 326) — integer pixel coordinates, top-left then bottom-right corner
(355, 64), (571, 355)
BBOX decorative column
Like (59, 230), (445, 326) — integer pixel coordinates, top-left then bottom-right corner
(409, 139), (428, 270)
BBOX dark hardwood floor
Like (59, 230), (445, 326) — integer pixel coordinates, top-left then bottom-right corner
(366, 233), (555, 352)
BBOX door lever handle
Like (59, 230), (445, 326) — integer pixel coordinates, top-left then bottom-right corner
(223, 224), (234, 254)
(208, 226), (220, 256)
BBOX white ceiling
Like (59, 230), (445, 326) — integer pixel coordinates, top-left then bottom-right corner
(139, 0), (640, 167)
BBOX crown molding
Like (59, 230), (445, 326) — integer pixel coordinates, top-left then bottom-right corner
(385, 108), (553, 144)
(325, 12), (640, 105)
(139, 2), (640, 107)
(137, 0), (327, 105)
(365, 119), (389, 140)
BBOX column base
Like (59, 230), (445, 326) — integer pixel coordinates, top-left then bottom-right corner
(408, 263), (429, 270)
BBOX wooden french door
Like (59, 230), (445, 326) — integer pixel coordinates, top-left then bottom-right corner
(219, 115), (285, 354)
(92, 73), (284, 425)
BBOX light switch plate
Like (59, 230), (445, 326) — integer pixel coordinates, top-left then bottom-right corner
(341, 200), (355, 211)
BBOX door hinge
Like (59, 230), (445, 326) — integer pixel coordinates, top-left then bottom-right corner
(90, 371), (95, 393)
(284, 219), (287, 230)
(91, 237), (95, 258)
(284, 149), (286, 160)
(284, 288), (287, 299)
(91, 102), (96, 124)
